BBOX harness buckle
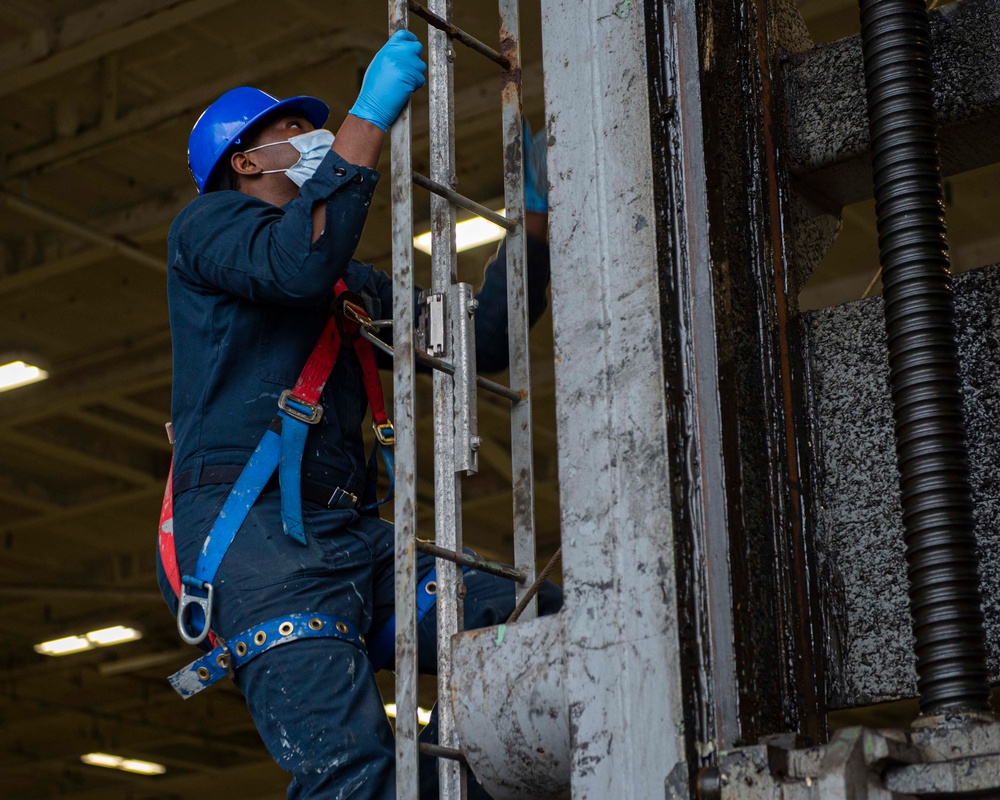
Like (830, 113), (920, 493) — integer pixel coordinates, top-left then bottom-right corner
(177, 577), (214, 646)
(373, 420), (395, 446)
(278, 389), (323, 424)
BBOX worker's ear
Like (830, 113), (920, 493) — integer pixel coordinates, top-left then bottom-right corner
(231, 150), (263, 177)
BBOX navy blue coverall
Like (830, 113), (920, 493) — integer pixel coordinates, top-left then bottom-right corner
(157, 148), (561, 799)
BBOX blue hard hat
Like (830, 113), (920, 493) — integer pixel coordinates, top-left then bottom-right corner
(187, 86), (330, 194)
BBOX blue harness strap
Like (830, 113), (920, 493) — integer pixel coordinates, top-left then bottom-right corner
(277, 396), (318, 545)
(360, 437), (395, 513)
(177, 418), (284, 645)
(170, 612), (366, 699)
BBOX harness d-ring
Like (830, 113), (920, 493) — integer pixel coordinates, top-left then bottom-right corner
(177, 578), (214, 646)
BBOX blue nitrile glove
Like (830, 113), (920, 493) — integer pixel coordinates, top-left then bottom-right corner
(523, 121), (548, 213)
(349, 31), (427, 131)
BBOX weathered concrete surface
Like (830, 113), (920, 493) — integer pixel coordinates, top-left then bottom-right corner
(450, 615), (569, 800)
(802, 263), (1000, 707)
(785, 0), (1000, 207)
(541, 0), (688, 795)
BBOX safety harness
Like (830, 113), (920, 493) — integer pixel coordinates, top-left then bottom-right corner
(158, 279), (438, 699)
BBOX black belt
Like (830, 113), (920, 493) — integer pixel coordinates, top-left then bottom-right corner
(172, 465), (362, 510)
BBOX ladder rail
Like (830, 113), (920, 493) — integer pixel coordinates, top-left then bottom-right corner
(389, 1), (420, 798)
(499, 0), (538, 620)
(427, 0), (466, 796)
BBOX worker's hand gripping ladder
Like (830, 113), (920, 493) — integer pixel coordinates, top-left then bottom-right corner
(388, 1), (536, 797)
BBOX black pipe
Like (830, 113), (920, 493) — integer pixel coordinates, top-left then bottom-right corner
(857, 0), (990, 715)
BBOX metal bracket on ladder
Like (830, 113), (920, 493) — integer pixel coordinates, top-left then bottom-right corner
(420, 290), (447, 357)
(450, 282), (478, 476)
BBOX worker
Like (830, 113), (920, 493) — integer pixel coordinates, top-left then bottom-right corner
(155, 30), (561, 800)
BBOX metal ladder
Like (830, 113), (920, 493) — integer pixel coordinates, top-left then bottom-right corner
(386, 0), (536, 797)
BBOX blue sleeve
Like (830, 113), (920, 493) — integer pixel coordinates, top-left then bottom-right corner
(168, 150), (379, 306)
(474, 235), (551, 373)
(366, 234), (550, 374)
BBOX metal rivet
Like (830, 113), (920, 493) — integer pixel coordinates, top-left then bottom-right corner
(359, 634), (366, 645)
(278, 621), (294, 636)
(216, 654), (229, 669)
(309, 618), (324, 630)
(254, 631), (267, 646)
(197, 667), (211, 681)
(425, 581), (437, 595)
(235, 642), (248, 657)
(336, 622), (349, 635)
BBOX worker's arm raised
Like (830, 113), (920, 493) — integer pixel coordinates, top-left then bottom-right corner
(312, 31), (427, 240)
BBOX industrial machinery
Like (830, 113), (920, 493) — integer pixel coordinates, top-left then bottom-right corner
(388, 0), (1000, 797)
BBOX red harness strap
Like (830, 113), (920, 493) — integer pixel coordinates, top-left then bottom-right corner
(158, 279), (390, 604)
(158, 465), (181, 598)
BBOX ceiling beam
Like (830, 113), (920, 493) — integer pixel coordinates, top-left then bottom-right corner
(6, 56), (541, 180)
(0, 488), (59, 514)
(0, 690), (266, 763)
(97, 185), (194, 236)
(0, 0), (246, 99)
(0, 430), (159, 486)
(1, 484), (162, 534)
(101, 397), (173, 428)
(3, 28), (384, 178)
(0, 0), (54, 31)
(0, 346), (172, 431)
(65, 409), (172, 453)
(0, 191), (166, 273)
(0, 188), (188, 296)
(0, 242), (126, 296)
(0, 583), (161, 601)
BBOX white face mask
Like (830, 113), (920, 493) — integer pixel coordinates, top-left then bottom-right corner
(245, 129), (335, 187)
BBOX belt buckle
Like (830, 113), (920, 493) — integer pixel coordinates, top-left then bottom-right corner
(327, 486), (358, 510)
(278, 389), (323, 424)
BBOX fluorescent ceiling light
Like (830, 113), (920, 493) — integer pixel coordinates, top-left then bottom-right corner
(34, 635), (91, 656)
(81, 753), (166, 776)
(0, 360), (48, 392)
(35, 625), (142, 657)
(84, 625), (142, 646)
(413, 209), (507, 255)
(384, 703), (433, 726)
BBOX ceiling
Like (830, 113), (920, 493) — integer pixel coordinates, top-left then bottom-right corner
(0, 1), (994, 798)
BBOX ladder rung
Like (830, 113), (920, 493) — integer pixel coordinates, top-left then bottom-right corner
(419, 742), (468, 764)
(358, 329), (524, 403)
(412, 172), (516, 232)
(408, 1), (511, 69)
(416, 539), (528, 583)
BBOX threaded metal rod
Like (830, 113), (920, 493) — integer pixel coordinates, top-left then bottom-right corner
(858, 0), (990, 715)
